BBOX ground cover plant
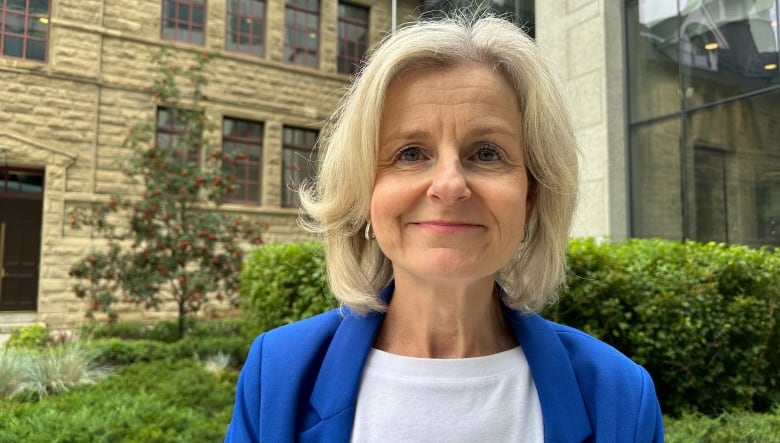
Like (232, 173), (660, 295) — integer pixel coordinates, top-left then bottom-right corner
(0, 359), (236, 443)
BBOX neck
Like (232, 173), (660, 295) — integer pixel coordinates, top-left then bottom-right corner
(374, 275), (517, 358)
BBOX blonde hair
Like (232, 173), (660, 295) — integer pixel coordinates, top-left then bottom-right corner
(300, 15), (579, 314)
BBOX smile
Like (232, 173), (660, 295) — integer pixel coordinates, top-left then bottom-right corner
(412, 221), (484, 233)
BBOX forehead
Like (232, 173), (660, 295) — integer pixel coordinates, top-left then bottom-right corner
(379, 61), (521, 129)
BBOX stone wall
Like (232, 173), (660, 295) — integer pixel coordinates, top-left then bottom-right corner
(0, 0), (419, 327)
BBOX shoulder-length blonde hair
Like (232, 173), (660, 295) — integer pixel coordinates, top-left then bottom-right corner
(300, 15), (579, 315)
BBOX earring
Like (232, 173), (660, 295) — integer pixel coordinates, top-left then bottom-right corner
(364, 221), (375, 240)
(520, 225), (530, 246)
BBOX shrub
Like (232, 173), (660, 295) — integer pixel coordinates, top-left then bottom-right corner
(546, 238), (780, 416)
(240, 241), (335, 335)
(18, 344), (108, 400)
(0, 348), (31, 399)
(0, 345), (106, 400)
(665, 407), (780, 442)
(0, 359), (235, 443)
(6, 324), (51, 349)
(86, 335), (249, 367)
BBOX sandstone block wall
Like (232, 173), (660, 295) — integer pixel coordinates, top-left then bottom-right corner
(0, 0), (419, 327)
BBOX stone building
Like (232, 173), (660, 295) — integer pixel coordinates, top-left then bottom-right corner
(0, 0), (419, 330)
(2, 0), (779, 331)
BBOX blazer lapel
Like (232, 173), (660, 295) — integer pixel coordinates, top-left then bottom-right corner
(505, 308), (593, 442)
(302, 284), (393, 441)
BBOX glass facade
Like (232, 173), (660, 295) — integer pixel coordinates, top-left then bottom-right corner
(420, 0), (534, 37)
(626, 0), (780, 247)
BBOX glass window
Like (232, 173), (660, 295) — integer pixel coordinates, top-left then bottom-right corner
(337, 2), (368, 75)
(683, 90), (780, 247)
(223, 117), (264, 204)
(625, 0), (682, 122)
(627, 0), (780, 247)
(161, 0), (206, 45)
(420, 0), (534, 37)
(284, 0), (319, 68)
(226, 0), (265, 57)
(679, 0), (779, 110)
(281, 126), (317, 208)
(0, 0), (50, 62)
(156, 107), (201, 167)
(629, 117), (684, 239)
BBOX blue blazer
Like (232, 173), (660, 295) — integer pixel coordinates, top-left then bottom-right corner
(226, 283), (664, 442)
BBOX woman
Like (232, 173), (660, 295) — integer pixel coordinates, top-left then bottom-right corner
(226, 15), (663, 442)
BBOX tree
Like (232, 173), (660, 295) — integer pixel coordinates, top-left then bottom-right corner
(69, 50), (263, 337)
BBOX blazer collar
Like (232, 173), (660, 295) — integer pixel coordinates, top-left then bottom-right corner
(307, 282), (592, 442)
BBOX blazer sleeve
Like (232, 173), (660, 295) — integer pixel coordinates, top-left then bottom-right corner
(224, 334), (264, 443)
(636, 366), (664, 443)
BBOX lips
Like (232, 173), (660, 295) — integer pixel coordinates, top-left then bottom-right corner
(412, 220), (484, 233)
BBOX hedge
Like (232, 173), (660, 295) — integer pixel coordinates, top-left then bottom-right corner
(240, 238), (780, 416)
(546, 238), (780, 416)
(239, 241), (335, 336)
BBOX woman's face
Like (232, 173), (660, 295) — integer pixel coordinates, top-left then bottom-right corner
(370, 61), (533, 286)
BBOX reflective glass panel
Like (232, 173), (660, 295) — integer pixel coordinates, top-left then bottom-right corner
(626, 0), (682, 122)
(680, 0), (780, 109)
(630, 117), (684, 239)
(683, 89), (780, 247)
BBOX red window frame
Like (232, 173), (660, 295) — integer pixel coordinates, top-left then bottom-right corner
(222, 117), (264, 204)
(337, 2), (368, 75)
(161, 0), (206, 45)
(155, 107), (201, 167)
(284, 0), (319, 68)
(281, 126), (318, 208)
(226, 0), (266, 57)
(0, 0), (51, 62)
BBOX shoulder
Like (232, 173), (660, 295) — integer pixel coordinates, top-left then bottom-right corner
(246, 308), (347, 368)
(545, 320), (643, 379)
(542, 318), (664, 441)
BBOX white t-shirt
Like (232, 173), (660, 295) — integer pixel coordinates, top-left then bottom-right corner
(350, 346), (544, 442)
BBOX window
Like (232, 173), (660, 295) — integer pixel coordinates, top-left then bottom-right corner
(161, 0), (206, 45)
(337, 2), (368, 75)
(626, 0), (780, 247)
(281, 126), (317, 208)
(0, 0), (51, 61)
(226, 0), (265, 56)
(284, 0), (319, 68)
(156, 107), (201, 167)
(223, 117), (264, 204)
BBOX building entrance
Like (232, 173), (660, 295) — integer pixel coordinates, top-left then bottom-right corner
(0, 168), (44, 311)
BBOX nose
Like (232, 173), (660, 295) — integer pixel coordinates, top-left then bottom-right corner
(427, 159), (471, 205)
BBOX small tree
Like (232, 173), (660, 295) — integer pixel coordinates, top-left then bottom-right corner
(69, 50), (263, 337)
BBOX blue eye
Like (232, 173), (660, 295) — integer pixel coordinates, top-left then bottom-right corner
(475, 145), (501, 161)
(397, 147), (423, 162)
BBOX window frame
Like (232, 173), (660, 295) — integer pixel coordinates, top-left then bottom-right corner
(222, 117), (264, 205)
(283, 0), (320, 68)
(337, 2), (369, 75)
(161, 0), (207, 45)
(225, 0), (266, 57)
(281, 125), (318, 208)
(0, 0), (51, 62)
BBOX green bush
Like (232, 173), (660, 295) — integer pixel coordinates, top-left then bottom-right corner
(0, 359), (235, 443)
(6, 324), (52, 349)
(240, 241), (335, 335)
(79, 318), (246, 342)
(665, 407), (780, 442)
(239, 239), (780, 416)
(86, 335), (249, 367)
(546, 238), (780, 416)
